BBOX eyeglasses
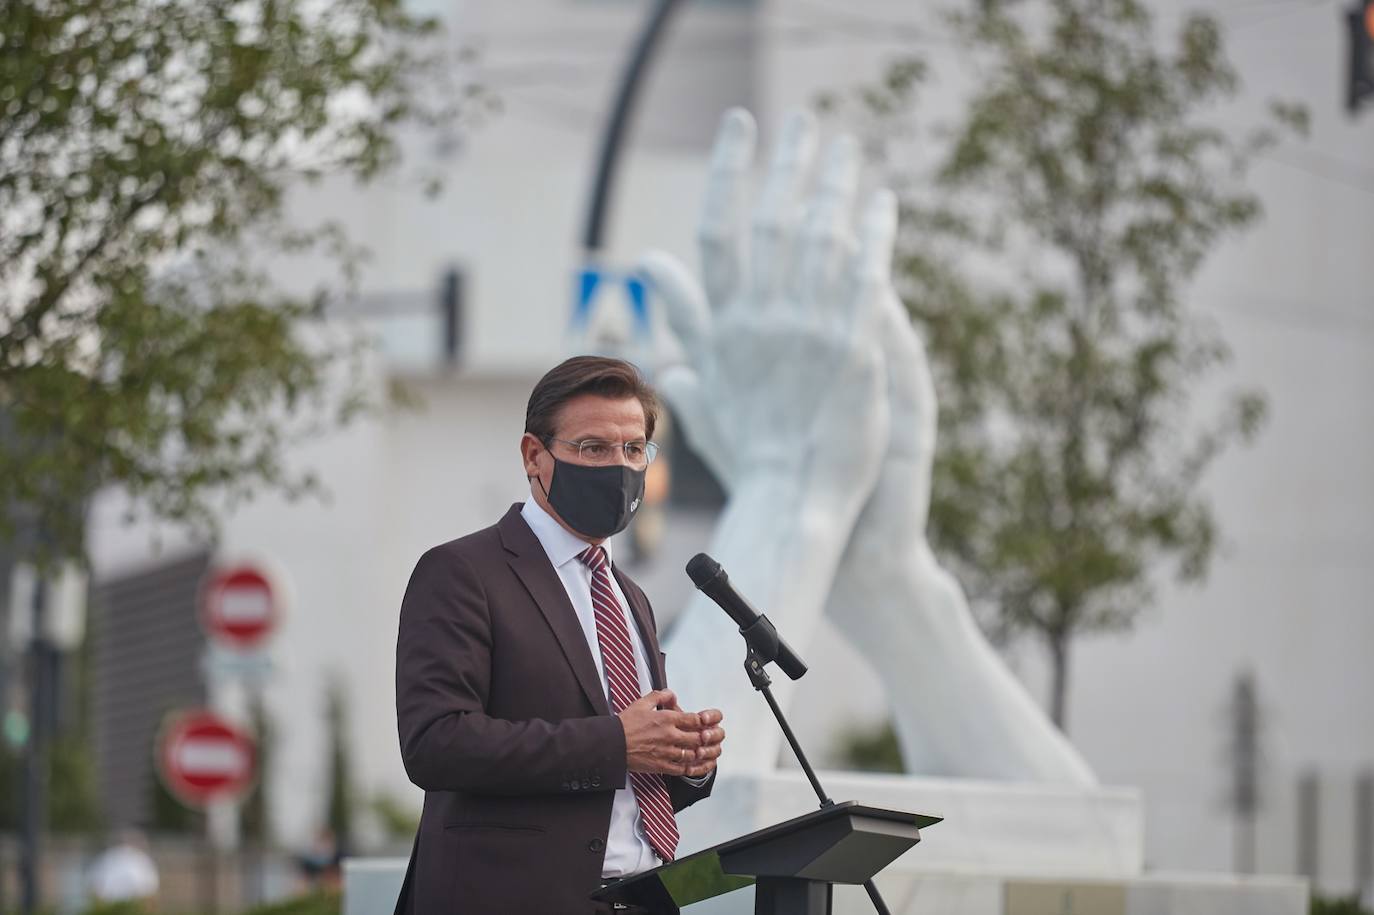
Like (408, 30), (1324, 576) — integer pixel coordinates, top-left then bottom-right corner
(545, 437), (660, 468)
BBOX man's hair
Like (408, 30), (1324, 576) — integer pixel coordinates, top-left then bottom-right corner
(525, 355), (661, 442)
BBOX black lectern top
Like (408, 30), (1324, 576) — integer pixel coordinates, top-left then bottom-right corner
(591, 801), (941, 912)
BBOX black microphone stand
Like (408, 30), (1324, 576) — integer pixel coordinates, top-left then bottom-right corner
(740, 641), (892, 915)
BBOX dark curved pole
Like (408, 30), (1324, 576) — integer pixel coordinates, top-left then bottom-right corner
(582, 0), (685, 252)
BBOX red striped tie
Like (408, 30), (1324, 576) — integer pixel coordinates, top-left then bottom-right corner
(578, 545), (680, 862)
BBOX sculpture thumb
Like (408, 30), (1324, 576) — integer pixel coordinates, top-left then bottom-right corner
(640, 249), (711, 365)
(878, 296), (938, 467)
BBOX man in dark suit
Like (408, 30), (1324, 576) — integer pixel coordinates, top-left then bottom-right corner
(394, 356), (725, 914)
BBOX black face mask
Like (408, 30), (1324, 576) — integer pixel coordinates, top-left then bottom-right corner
(538, 455), (646, 539)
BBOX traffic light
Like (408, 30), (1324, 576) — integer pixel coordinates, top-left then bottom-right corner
(1350, 0), (1374, 114)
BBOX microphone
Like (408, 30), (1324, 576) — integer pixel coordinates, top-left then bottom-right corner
(686, 553), (808, 680)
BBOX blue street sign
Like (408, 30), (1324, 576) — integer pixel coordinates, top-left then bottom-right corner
(573, 265), (652, 337)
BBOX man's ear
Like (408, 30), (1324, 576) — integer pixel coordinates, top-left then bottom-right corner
(520, 433), (543, 479)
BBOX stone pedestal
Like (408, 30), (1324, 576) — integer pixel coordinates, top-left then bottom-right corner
(679, 771), (1144, 878)
(342, 857), (407, 915)
(342, 771), (1308, 914)
(675, 771), (1305, 914)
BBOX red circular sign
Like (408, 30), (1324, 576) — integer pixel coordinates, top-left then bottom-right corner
(200, 565), (278, 649)
(156, 710), (256, 808)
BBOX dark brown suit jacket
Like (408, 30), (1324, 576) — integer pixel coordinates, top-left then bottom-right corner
(393, 504), (714, 914)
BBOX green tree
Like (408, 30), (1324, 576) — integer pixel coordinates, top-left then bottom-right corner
(368, 791), (420, 843)
(1310, 896), (1374, 915)
(830, 0), (1306, 728)
(48, 732), (101, 833)
(836, 720), (905, 775)
(324, 675), (353, 853)
(0, 0), (487, 567)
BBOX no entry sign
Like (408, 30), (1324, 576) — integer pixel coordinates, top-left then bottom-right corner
(200, 564), (278, 650)
(156, 710), (256, 808)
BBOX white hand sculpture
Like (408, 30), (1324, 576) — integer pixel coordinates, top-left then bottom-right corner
(641, 109), (894, 771)
(825, 254), (1098, 786)
(646, 108), (1098, 785)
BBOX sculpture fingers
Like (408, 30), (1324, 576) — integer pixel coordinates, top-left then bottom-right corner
(658, 365), (735, 487)
(750, 110), (817, 306)
(794, 133), (860, 310)
(698, 108), (757, 310)
(641, 249), (712, 366)
(847, 188), (899, 342)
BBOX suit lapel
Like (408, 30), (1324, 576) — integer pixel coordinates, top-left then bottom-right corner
(498, 506), (610, 716)
(613, 564), (666, 691)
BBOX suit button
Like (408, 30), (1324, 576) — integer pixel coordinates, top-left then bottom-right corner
(560, 782), (571, 792)
(581, 777), (592, 790)
(591, 776), (602, 788)
(588, 837), (606, 853)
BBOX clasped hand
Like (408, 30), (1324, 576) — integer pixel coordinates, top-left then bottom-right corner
(637, 108), (1098, 785)
(618, 689), (724, 778)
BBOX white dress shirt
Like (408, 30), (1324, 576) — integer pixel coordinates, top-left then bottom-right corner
(520, 497), (663, 877)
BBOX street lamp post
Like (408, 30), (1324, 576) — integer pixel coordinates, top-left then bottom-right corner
(581, 0), (685, 255)
(19, 567), (50, 915)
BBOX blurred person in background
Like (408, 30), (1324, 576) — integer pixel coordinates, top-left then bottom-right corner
(393, 356), (725, 914)
(87, 829), (159, 910)
(295, 826), (343, 894)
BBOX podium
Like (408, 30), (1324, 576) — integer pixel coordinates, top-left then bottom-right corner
(591, 801), (942, 914)
(613, 556), (945, 913)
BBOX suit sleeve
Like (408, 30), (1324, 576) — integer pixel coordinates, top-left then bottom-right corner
(395, 546), (627, 796)
(669, 770), (716, 812)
